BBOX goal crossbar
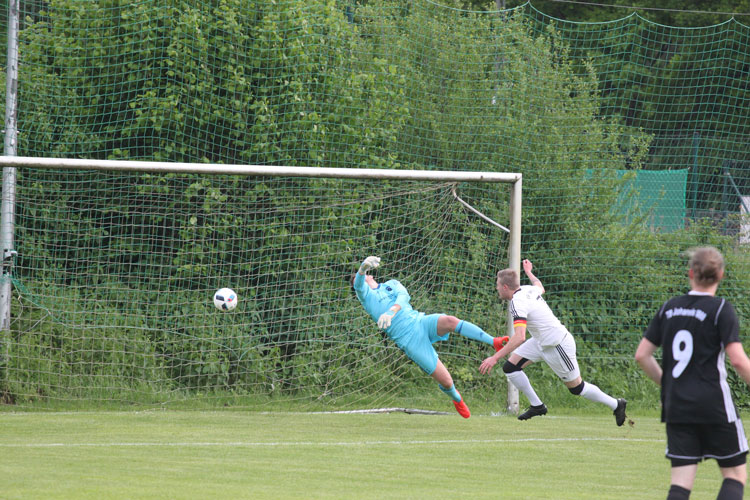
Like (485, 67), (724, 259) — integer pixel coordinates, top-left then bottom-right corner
(0, 157), (521, 184)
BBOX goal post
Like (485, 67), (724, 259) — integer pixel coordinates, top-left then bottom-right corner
(0, 156), (521, 412)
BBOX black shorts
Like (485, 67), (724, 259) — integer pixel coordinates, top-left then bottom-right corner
(666, 421), (749, 467)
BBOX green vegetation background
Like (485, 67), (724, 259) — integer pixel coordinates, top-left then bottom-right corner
(0, 1), (748, 411)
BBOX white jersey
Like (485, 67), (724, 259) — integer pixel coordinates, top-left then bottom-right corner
(509, 285), (569, 347)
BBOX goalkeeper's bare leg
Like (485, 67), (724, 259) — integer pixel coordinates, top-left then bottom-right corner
(432, 359), (470, 418)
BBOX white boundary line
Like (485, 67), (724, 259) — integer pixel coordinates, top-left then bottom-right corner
(1, 437), (661, 448)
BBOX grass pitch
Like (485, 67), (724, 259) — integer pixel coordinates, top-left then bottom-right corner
(0, 408), (741, 499)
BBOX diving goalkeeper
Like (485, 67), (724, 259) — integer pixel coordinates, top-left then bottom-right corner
(352, 256), (508, 418)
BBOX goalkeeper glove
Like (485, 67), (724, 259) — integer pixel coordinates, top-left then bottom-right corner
(358, 256), (381, 274)
(377, 309), (396, 329)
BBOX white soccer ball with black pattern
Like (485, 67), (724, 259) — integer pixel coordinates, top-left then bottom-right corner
(213, 288), (238, 311)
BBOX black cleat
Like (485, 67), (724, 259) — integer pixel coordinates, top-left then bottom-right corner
(614, 398), (627, 426)
(518, 403), (548, 421)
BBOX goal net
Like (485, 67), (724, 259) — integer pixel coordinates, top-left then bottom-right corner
(6, 0), (749, 413)
(0, 158), (520, 412)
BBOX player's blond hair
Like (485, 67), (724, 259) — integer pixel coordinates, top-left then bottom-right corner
(496, 268), (520, 289)
(688, 246), (724, 286)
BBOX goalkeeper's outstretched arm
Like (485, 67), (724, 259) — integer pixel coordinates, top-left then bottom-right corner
(353, 256), (401, 330)
(358, 255), (380, 275)
(352, 256), (381, 301)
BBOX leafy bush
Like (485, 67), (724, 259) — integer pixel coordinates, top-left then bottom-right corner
(3, 1), (748, 409)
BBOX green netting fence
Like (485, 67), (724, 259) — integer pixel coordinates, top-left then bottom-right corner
(588, 168), (688, 232)
(1, 0), (749, 410)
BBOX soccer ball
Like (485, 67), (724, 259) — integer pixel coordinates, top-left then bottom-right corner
(213, 288), (238, 311)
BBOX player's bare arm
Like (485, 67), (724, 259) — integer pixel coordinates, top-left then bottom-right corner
(634, 337), (662, 385)
(522, 259), (545, 293)
(479, 325), (526, 374)
(726, 342), (750, 385)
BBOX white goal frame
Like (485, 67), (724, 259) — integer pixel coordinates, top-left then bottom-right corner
(0, 156), (522, 414)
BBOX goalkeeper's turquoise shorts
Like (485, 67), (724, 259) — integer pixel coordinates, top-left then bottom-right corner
(395, 313), (449, 375)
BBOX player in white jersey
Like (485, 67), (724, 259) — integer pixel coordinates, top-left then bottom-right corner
(479, 259), (627, 425)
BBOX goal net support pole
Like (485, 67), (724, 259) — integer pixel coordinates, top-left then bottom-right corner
(1, 0), (20, 332)
(507, 176), (521, 415)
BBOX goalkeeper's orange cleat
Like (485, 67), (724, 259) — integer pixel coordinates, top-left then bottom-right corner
(453, 399), (471, 418)
(493, 336), (510, 351)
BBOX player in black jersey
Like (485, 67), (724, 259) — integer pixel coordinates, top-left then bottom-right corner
(635, 246), (750, 500)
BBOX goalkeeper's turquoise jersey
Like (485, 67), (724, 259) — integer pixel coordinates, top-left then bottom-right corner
(353, 273), (421, 343)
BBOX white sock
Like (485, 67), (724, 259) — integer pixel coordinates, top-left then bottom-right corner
(580, 381), (617, 410)
(506, 371), (543, 407)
